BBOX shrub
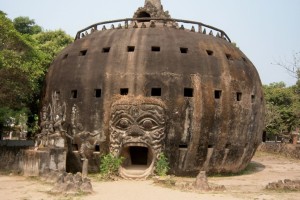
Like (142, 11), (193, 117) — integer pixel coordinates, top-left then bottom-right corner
(99, 153), (123, 179)
(155, 153), (170, 176)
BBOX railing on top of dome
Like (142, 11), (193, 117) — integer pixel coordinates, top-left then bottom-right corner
(75, 18), (231, 43)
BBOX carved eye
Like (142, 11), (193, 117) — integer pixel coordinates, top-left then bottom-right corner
(139, 119), (159, 130)
(115, 118), (131, 129)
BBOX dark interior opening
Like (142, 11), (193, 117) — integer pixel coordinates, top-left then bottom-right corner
(71, 90), (78, 99)
(226, 53), (233, 60)
(79, 50), (87, 56)
(251, 95), (255, 103)
(95, 144), (100, 152)
(206, 50), (214, 56)
(102, 47), (110, 53)
(237, 92), (242, 101)
(55, 91), (60, 98)
(95, 89), (102, 98)
(127, 46), (135, 52)
(152, 46), (160, 52)
(72, 144), (78, 151)
(137, 11), (151, 22)
(151, 88), (161, 96)
(215, 90), (222, 99)
(180, 47), (188, 54)
(225, 143), (231, 149)
(130, 146), (148, 165)
(179, 144), (188, 149)
(120, 88), (129, 95)
(184, 88), (194, 97)
(63, 54), (68, 59)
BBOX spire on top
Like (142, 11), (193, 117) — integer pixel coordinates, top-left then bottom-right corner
(145, 0), (162, 11)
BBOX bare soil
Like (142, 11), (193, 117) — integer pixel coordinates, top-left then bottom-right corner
(1, 151), (300, 200)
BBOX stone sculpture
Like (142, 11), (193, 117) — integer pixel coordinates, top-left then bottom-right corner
(36, 92), (66, 148)
(109, 97), (166, 178)
(40, 0), (265, 178)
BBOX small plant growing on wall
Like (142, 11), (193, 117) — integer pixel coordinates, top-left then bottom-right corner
(99, 153), (123, 180)
(155, 153), (170, 176)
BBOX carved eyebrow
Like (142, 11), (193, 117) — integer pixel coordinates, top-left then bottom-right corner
(136, 114), (165, 125)
(111, 112), (134, 123)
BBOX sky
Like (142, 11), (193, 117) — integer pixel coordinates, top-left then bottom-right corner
(1, 0), (300, 86)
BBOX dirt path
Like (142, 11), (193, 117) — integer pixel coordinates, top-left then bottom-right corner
(1, 151), (300, 200)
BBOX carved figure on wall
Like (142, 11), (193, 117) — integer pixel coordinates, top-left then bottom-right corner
(36, 105), (51, 147)
(109, 97), (167, 159)
(35, 91), (66, 148)
(68, 104), (100, 160)
(77, 129), (100, 160)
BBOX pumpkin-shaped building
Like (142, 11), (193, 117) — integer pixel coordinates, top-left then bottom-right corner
(40, 0), (265, 178)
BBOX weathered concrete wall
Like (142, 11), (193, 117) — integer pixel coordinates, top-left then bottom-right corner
(258, 143), (300, 159)
(66, 151), (100, 174)
(0, 140), (34, 173)
(22, 148), (66, 176)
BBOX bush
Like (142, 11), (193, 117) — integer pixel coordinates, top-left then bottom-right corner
(99, 153), (123, 179)
(155, 153), (170, 176)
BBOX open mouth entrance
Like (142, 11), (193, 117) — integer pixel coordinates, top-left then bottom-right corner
(130, 146), (148, 165)
(119, 145), (155, 179)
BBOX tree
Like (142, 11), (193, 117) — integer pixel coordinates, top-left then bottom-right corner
(264, 82), (300, 140)
(13, 16), (42, 35)
(0, 12), (72, 138)
(274, 52), (300, 89)
(33, 30), (73, 66)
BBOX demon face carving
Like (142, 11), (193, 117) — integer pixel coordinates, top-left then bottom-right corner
(109, 98), (166, 160)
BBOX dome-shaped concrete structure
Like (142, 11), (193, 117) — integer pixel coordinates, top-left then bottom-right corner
(39, 0), (264, 178)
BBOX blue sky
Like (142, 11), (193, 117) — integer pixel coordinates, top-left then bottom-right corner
(1, 0), (299, 86)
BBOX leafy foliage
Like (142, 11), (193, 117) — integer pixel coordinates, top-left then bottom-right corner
(155, 153), (170, 176)
(0, 11), (72, 137)
(99, 154), (124, 179)
(13, 16), (42, 35)
(264, 82), (300, 137)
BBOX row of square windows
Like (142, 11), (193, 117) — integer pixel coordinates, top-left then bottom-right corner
(72, 142), (243, 152)
(62, 46), (246, 62)
(66, 88), (256, 102)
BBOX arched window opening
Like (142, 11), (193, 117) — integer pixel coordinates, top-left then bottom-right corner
(137, 11), (151, 22)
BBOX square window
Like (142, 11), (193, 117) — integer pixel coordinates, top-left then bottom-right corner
(120, 88), (128, 95)
(225, 143), (231, 148)
(226, 53), (233, 60)
(151, 88), (161, 96)
(152, 46), (160, 52)
(215, 90), (222, 99)
(127, 46), (135, 52)
(179, 144), (188, 149)
(206, 50), (214, 56)
(95, 144), (100, 152)
(79, 50), (87, 56)
(184, 88), (194, 97)
(72, 144), (79, 151)
(251, 95), (255, 103)
(63, 54), (68, 59)
(95, 89), (102, 98)
(180, 47), (188, 54)
(102, 47), (110, 53)
(71, 90), (78, 99)
(236, 92), (242, 101)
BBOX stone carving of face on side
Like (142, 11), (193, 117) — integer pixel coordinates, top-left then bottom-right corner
(109, 98), (166, 159)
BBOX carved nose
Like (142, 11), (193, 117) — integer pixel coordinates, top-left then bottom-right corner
(128, 125), (144, 137)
